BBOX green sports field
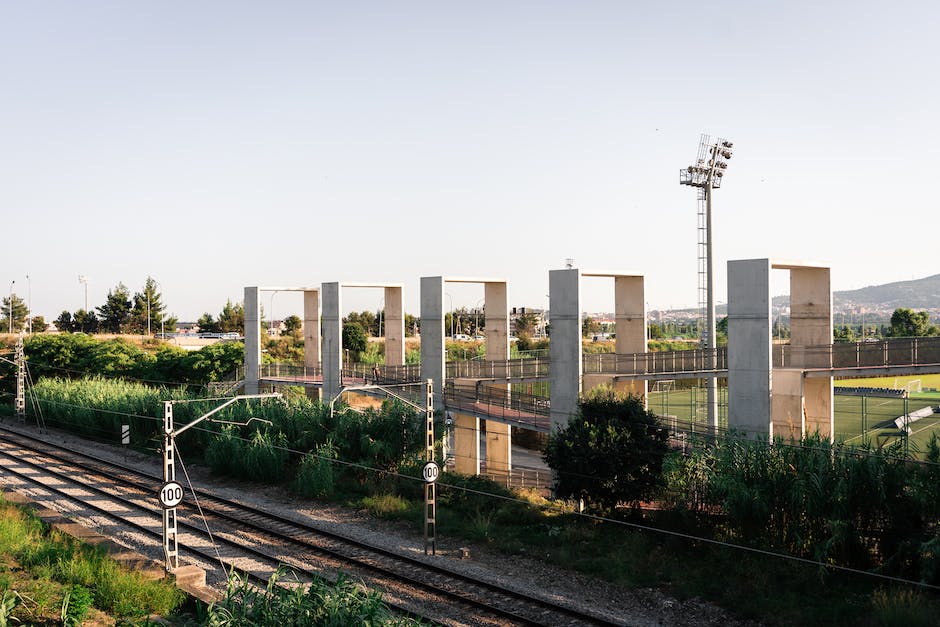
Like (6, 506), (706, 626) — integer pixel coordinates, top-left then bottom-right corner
(649, 376), (940, 456)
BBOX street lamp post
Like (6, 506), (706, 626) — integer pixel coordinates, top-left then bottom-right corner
(26, 275), (31, 334)
(152, 278), (165, 338)
(78, 275), (88, 312)
(680, 135), (734, 431)
(445, 293), (454, 339)
(8, 281), (14, 334)
(269, 290), (279, 337)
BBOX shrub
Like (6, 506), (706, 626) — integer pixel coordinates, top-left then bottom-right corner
(544, 388), (669, 514)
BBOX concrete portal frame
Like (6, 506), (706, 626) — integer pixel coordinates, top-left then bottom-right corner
(420, 276), (510, 476)
(321, 282), (405, 403)
(549, 269), (647, 432)
(244, 286), (320, 395)
(726, 259), (832, 441)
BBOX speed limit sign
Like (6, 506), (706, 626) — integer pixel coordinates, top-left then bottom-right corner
(422, 461), (439, 483)
(159, 481), (184, 508)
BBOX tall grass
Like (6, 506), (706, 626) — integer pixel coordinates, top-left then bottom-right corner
(0, 497), (184, 623)
(207, 567), (423, 626)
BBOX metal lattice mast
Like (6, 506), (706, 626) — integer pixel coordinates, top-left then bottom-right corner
(696, 187), (708, 339)
(14, 338), (26, 423)
(424, 379), (437, 555)
(680, 134), (733, 431)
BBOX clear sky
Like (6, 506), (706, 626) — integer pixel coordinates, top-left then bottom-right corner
(2, 1), (938, 321)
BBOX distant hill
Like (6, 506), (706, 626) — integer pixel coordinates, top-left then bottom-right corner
(835, 274), (940, 309)
(772, 274), (940, 310)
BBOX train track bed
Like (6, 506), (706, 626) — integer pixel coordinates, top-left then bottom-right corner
(0, 421), (741, 626)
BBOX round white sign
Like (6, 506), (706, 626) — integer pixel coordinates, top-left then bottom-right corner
(422, 461), (440, 483)
(159, 481), (185, 508)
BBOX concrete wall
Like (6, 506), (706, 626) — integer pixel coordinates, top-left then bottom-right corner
(420, 277), (445, 410)
(727, 259), (772, 438)
(549, 269), (582, 431)
(321, 282), (342, 402)
(244, 287), (261, 395)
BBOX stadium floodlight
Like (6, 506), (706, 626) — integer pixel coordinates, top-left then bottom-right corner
(679, 134), (734, 431)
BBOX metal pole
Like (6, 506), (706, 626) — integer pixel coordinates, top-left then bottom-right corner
(8, 281), (13, 334)
(26, 275), (31, 334)
(424, 379), (437, 555)
(705, 180), (718, 431)
(162, 402), (179, 571)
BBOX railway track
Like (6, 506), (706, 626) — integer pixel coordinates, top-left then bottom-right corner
(0, 425), (623, 626)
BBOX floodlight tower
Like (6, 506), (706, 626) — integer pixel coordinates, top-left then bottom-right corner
(680, 134), (733, 431)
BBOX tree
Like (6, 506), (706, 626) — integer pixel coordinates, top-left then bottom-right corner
(129, 277), (167, 335)
(281, 315), (302, 337)
(0, 294), (28, 333)
(346, 311), (377, 337)
(197, 313), (221, 333)
(404, 313), (419, 337)
(342, 322), (368, 361)
(582, 316), (601, 338)
(544, 388), (669, 514)
(72, 309), (100, 334)
(97, 283), (132, 333)
(218, 300), (245, 334)
(30, 316), (46, 333)
(55, 311), (74, 333)
(887, 308), (938, 338)
(514, 312), (539, 337)
(834, 325), (857, 342)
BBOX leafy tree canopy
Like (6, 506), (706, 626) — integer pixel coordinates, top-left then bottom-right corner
(342, 322), (368, 360)
(218, 300), (245, 334)
(887, 308), (938, 338)
(544, 388), (669, 514)
(0, 294), (29, 333)
(96, 283), (132, 333)
(281, 315), (302, 337)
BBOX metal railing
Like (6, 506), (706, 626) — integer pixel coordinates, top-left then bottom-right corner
(583, 348), (728, 376)
(773, 336), (940, 370)
(446, 357), (550, 380)
(443, 381), (550, 431)
(260, 363), (322, 380)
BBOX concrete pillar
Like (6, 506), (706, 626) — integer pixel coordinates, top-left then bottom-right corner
(484, 282), (509, 361)
(322, 282), (342, 403)
(803, 376), (833, 438)
(614, 275), (647, 401)
(790, 268), (832, 354)
(771, 369), (804, 441)
(727, 259), (772, 439)
(244, 287), (261, 395)
(420, 277), (445, 410)
(303, 289), (321, 401)
(384, 286), (405, 366)
(549, 269), (582, 431)
(790, 267), (833, 439)
(483, 281), (511, 473)
(453, 412), (480, 475)
(485, 420), (511, 477)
